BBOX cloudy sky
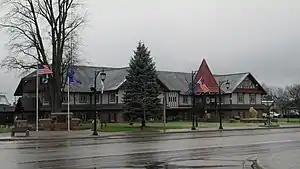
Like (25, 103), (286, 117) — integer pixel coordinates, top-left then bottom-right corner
(0, 0), (300, 101)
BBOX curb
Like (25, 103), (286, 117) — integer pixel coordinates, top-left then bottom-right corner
(1, 125), (300, 142)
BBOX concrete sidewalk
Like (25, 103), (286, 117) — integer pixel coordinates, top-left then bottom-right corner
(1, 124), (300, 141)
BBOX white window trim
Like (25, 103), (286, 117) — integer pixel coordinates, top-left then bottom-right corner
(238, 93), (244, 104)
(250, 94), (256, 104)
(110, 93), (116, 103)
(79, 94), (88, 104)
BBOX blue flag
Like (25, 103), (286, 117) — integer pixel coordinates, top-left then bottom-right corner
(187, 83), (198, 95)
(67, 68), (82, 85)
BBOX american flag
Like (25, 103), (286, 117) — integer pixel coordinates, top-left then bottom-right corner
(38, 64), (53, 75)
(196, 77), (210, 93)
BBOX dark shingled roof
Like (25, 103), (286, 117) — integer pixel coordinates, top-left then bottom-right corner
(214, 73), (249, 94)
(15, 65), (264, 95)
(158, 71), (192, 94)
(63, 66), (128, 92)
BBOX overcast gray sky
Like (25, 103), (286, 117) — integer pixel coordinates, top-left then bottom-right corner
(0, 0), (300, 101)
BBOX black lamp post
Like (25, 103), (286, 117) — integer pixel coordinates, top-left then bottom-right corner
(266, 100), (272, 126)
(218, 80), (230, 130)
(90, 69), (106, 136)
(99, 69), (106, 129)
(191, 71), (197, 130)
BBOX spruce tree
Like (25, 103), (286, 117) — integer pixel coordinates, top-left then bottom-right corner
(123, 42), (161, 126)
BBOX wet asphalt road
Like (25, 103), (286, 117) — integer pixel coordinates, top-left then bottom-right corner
(1, 128), (300, 169)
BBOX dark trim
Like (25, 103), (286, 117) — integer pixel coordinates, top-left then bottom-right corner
(232, 73), (267, 95)
(177, 92), (180, 106)
(108, 92), (109, 104)
(234, 88), (265, 94)
(116, 91), (119, 104)
(73, 93), (76, 104)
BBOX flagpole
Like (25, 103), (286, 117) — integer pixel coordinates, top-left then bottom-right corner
(67, 75), (70, 132)
(36, 63), (39, 132)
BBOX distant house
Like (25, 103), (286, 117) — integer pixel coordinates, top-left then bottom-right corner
(0, 94), (15, 125)
(14, 59), (267, 122)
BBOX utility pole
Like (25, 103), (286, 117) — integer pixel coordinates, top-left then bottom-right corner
(218, 83), (223, 130)
(163, 92), (166, 132)
(191, 71), (196, 130)
(141, 82), (146, 128)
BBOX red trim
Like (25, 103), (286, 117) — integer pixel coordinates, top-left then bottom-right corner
(194, 59), (219, 93)
(235, 88), (264, 93)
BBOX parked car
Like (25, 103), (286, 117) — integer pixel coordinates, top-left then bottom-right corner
(262, 112), (280, 118)
(283, 112), (300, 118)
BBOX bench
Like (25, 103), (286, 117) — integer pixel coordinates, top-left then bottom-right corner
(11, 120), (29, 137)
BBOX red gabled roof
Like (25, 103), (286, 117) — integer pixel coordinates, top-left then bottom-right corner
(194, 58), (219, 93)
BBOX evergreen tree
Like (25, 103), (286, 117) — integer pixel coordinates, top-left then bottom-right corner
(123, 42), (161, 126)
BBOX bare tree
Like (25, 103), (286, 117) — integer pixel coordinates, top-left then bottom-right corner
(286, 84), (300, 111)
(0, 0), (85, 112)
(261, 83), (291, 114)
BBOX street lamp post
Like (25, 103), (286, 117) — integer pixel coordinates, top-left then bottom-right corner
(218, 80), (230, 130)
(90, 69), (106, 136)
(99, 69), (106, 130)
(191, 71), (197, 130)
(266, 100), (272, 126)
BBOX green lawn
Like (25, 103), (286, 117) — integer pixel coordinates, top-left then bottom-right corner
(278, 118), (300, 124)
(81, 121), (262, 133)
(0, 127), (11, 133)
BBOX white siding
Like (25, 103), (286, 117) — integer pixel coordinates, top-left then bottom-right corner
(256, 94), (262, 104)
(102, 93), (109, 104)
(166, 92), (179, 107)
(231, 93), (237, 104)
(117, 90), (125, 104)
(223, 95), (231, 104)
(244, 93), (250, 104)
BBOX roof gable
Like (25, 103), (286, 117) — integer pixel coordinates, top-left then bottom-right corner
(214, 73), (249, 93)
(194, 59), (219, 93)
(214, 72), (266, 94)
(233, 73), (267, 94)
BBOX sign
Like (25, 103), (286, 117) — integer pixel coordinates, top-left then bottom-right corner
(15, 120), (28, 128)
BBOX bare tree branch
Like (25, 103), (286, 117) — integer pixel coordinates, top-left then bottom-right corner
(0, 0), (85, 112)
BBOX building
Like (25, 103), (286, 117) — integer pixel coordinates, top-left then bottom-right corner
(0, 94), (15, 125)
(14, 59), (267, 122)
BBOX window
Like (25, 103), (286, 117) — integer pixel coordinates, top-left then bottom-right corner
(169, 97), (172, 102)
(79, 94), (88, 103)
(238, 93), (244, 104)
(250, 94), (256, 104)
(110, 93), (116, 103)
(183, 96), (188, 104)
(173, 97), (177, 102)
(62, 94), (68, 103)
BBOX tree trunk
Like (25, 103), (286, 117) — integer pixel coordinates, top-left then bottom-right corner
(49, 76), (62, 113)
